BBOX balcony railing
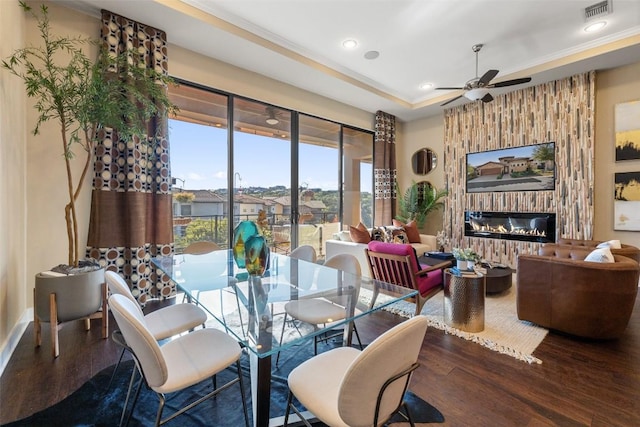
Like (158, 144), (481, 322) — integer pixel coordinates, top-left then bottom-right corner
(173, 213), (340, 261)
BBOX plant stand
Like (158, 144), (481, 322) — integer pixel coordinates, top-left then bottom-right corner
(34, 268), (108, 358)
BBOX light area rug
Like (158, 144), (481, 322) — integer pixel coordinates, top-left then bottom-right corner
(366, 277), (548, 364)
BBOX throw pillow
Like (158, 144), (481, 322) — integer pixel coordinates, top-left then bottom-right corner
(584, 247), (614, 263)
(370, 226), (387, 242)
(349, 223), (371, 244)
(596, 239), (622, 250)
(392, 219), (421, 243)
(385, 226), (409, 244)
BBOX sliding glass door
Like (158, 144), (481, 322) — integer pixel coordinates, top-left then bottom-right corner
(233, 98), (293, 254)
(167, 81), (373, 260)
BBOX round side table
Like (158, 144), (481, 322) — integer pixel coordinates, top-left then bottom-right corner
(443, 269), (485, 332)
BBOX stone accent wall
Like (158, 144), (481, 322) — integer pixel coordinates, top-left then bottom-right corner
(443, 72), (595, 267)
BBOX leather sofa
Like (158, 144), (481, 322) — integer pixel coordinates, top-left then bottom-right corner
(517, 245), (639, 339)
(549, 238), (640, 263)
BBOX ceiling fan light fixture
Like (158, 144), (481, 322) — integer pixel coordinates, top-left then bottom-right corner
(465, 88), (490, 101)
(265, 107), (279, 125)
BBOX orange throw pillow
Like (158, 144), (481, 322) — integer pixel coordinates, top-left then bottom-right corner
(392, 219), (421, 243)
(349, 222), (371, 244)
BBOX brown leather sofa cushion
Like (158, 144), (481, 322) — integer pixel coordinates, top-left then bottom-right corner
(552, 238), (640, 263)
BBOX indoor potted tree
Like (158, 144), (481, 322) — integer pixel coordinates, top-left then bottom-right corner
(4, 3), (177, 351)
(3, 2), (176, 269)
(396, 181), (448, 229)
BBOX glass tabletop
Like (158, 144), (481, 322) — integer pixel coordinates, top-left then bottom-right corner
(152, 249), (418, 358)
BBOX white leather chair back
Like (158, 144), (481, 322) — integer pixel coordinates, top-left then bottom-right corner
(108, 294), (168, 388)
(338, 315), (428, 426)
(105, 271), (144, 317)
(321, 254), (362, 305)
(289, 245), (317, 263)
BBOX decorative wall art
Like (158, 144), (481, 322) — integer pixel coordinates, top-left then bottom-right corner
(614, 171), (640, 231)
(615, 100), (640, 161)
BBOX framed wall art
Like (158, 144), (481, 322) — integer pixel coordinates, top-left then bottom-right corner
(614, 171), (640, 231)
(614, 100), (640, 161)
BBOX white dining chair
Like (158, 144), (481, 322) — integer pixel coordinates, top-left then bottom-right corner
(280, 253), (363, 356)
(108, 294), (249, 427)
(105, 271), (207, 393)
(284, 315), (429, 427)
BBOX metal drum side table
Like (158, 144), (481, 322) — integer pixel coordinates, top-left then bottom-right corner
(443, 269), (485, 332)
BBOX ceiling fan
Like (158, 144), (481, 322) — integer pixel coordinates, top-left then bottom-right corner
(436, 44), (532, 107)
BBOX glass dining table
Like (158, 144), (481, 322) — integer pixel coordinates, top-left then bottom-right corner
(152, 249), (418, 427)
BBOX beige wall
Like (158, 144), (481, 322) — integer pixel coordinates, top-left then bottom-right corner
(397, 115), (446, 236)
(595, 61), (640, 247)
(0, 0), (28, 367)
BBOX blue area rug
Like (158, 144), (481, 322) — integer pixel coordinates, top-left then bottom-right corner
(3, 341), (444, 426)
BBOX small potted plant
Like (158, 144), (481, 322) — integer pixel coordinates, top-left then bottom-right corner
(452, 248), (479, 270)
(452, 248), (468, 270)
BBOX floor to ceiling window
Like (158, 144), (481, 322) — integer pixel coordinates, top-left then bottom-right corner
(168, 81), (373, 260)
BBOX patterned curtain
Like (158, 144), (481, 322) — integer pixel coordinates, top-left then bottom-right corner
(374, 111), (397, 226)
(86, 10), (174, 304)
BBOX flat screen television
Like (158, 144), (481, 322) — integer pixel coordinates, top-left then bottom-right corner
(465, 142), (556, 193)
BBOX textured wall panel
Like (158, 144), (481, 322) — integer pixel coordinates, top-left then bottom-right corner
(443, 72), (595, 267)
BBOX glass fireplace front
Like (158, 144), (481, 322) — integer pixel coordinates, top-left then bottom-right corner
(464, 211), (556, 243)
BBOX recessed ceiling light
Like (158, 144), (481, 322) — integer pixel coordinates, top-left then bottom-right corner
(584, 21), (606, 32)
(364, 50), (379, 60)
(419, 83), (434, 90)
(342, 39), (358, 49)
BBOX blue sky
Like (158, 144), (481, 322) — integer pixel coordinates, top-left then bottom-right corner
(168, 119), (371, 192)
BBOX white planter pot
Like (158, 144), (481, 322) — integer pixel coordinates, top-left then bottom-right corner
(467, 261), (476, 271)
(456, 260), (468, 270)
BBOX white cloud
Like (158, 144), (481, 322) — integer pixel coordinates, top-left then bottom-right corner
(186, 172), (206, 181)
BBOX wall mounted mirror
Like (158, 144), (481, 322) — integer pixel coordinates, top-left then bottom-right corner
(416, 181), (433, 201)
(412, 148), (437, 175)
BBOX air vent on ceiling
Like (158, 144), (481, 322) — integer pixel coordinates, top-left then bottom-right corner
(584, 0), (613, 21)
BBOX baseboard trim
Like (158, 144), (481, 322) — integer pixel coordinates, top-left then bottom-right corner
(0, 308), (32, 377)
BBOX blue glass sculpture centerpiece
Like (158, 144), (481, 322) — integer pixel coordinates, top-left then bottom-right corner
(245, 235), (270, 276)
(232, 220), (260, 269)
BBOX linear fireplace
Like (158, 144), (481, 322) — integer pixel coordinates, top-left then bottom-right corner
(465, 211), (556, 243)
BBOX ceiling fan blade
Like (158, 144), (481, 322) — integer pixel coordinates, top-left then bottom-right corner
(441, 95), (463, 107)
(489, 77), (532, 88)
(481, 93), (494, 103)
(435, 87), (465, 90)
(478, 69), (499, 86)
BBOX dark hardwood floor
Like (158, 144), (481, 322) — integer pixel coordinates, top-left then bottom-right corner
(1, 294), (639, 426)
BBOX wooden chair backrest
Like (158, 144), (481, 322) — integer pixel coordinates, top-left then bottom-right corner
(365, 249), (419, 292)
